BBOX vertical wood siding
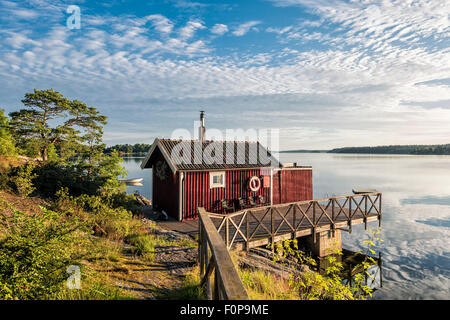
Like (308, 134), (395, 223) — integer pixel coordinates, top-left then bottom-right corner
(272, 169), (313, 205)
(182, 169), (272, 220)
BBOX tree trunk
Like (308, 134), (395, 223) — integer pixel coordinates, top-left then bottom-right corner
(42, 147), (48, 162)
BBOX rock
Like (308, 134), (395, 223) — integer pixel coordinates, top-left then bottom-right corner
(237, 249), (309, 279)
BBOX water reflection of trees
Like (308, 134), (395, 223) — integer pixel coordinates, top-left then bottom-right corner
(316, 249), (383, 292)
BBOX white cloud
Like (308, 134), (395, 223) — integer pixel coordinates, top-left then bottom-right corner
(146, 14), (174, 34)
(232, 21), (262, 36)
(10, 8), (38, 19)
(0, 1), (449, 149)
(269, 0), (450, 49)
(211, 23), (228, 35)
(266, 26), (292, 34)
(179, 20), (206, 39)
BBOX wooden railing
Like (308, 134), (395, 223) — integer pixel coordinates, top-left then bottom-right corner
(205, 192), (382, 251)
(198, 207), (249, 300)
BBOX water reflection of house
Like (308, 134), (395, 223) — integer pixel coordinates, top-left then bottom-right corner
(140, 113), (313, 221)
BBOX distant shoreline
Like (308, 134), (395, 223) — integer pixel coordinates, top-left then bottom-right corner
(107, 143), (450, 156)
(282, 143), (450, 155)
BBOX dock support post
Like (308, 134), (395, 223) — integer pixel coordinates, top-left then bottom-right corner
(305, 230), (342, 257)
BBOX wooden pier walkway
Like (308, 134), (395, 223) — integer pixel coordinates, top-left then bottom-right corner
(203, 192), (382, 251)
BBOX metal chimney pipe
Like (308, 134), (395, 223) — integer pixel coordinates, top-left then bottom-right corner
(199, 111), (205, 143)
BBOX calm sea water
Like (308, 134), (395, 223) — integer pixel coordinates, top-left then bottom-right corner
(122, 153), (450, 300)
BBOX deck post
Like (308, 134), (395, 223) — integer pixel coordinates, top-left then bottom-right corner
(246, 213), (249, 252)
(312, 201), (316, 244)
(331, 198), (335, 237)
(225, 217), (229, 248)
(199, 223), (204, 276)
(271, 207), (274, 250)
(292, 204), (296, 239)
(364, 195), (368, 230)
(348, 197), (352, 234)
(203, 232), (212, 299)
(331, 198), (335, 221)
(378, 193), (382, 227)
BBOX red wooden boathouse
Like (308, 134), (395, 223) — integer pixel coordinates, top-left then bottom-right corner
(140, 115), (313, 221)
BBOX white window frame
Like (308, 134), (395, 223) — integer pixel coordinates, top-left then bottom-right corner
(210, 171), (225, 188)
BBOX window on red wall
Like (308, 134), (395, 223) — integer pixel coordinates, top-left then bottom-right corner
(210, 171), (225, 188)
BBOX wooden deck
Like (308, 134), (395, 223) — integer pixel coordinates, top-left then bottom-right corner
(204, 192), (382, 251)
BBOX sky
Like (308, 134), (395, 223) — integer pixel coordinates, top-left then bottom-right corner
(0, 0), (449, 150)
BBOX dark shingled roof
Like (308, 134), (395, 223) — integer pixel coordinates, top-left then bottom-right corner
(141, 138), (280, 172)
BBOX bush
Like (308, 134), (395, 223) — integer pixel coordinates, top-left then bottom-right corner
(32, 161), (101, 198)
(31, 152), (127, 199)
(54, 188), (134, 240)
(0, 201), (88, 299)
(0, 170), (9, 191)
(268, 238), (378, 300)
(9, 163), (36, 197)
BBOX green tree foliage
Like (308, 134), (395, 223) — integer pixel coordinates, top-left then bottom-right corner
(9, 89), (106, 161)
(6, 89), (127, 198)
(30, 151), (126, 198)
(269, 233), (382, 300)
(104, 143), (152, 155)
(0, 109), (16, 157)
(329, 144), (450, 155)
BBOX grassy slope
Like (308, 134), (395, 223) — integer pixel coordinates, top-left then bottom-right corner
(0, 189), (200, 300)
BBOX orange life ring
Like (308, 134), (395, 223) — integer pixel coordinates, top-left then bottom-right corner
(248, 176), (261, 192)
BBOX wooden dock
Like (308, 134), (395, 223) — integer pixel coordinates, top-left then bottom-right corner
(203, 192), (382, 251)
(195, 191), (382, 300)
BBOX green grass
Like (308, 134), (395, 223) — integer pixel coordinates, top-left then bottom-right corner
(125, 233), (156, 261)
(238, 268), (298, 300)
(53, 271), (137, 300)
(156, 265), (205, 300)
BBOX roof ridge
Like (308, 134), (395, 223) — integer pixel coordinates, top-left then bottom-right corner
(157, 138), (261, 144)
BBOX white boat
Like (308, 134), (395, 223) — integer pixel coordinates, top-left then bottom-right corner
(119, 178), (144, 184)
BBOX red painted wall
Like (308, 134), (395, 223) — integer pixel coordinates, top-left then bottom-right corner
(272, 169), (313, 205)
(152, 156), (313, 220)
(182, 169), (271, 220)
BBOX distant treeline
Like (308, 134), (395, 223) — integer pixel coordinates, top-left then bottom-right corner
(280, 150), (328, 153)
(104, 143), (152, 155)
(107, 142), (450, 156)
(329, 144), (450, 155)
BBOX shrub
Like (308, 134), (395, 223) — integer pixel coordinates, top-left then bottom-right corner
(0, 170), (9, 191)
(54, 188), (134, 240)
(268, 237), (380, 300)
(31, 152), (127, 199)
(9, 163), (36, 197)
(0, 201), (88, 299)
